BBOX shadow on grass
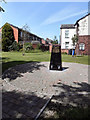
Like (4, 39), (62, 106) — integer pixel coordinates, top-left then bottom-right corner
(2, 60), (36, 73)
(2, 57), (10, 60)
(2, 61), (46, 81)
(2, 89), (48, 119)
(39, 82), (90, 120)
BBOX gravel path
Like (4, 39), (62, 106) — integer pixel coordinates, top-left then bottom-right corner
(2, 62), (89, 119)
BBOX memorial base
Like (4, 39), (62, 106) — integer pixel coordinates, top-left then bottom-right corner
(49, 45), (62, 71)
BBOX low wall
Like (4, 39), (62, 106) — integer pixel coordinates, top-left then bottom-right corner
(61, 49), (69, 54)
(32, 44), (38, 49)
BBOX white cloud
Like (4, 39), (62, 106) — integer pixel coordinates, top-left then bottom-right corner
(41, 6), (87, 26)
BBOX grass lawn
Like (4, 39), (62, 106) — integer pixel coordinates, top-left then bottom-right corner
(1, 51), (89, 73)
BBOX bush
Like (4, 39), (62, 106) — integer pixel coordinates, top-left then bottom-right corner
(40, 45), (49, 52)
(24, 43), (33, 52)
(19, 48), (23, 52)
(8, 41), (20, 51)
(62, 52), (67, 54)
(2, 23), (15, 51)
(36, 44), (41, 50)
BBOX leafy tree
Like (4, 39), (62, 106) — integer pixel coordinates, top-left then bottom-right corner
(52, 36), (58, 44)
(72, 35), (78, 46)
(2, 23), (15, 51)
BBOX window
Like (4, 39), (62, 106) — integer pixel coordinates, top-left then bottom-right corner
(79, 43), (85, 50)
(24, 33), (26, 37)
(30, 36), (32, 41)
(20, 32), (22, 37)
(28, 34), (29, 39)
(65, 42), (69, 49)
(33, 36), (34, 40)
(36, 37), (37, 41)
(34, 37), (36, 40)
(65, 30), (69, 38)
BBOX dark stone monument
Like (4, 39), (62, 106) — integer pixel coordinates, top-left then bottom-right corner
(49, 44), (62, 71)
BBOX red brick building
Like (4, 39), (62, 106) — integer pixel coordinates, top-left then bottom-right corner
(0, 23), (42, 45)
(60, 14), (90, 55)
(0, 23), (58, 52)
(41, 38), (46, 45)
(75, 13), (90, 55)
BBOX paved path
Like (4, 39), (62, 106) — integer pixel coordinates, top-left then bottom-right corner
(2, 62), (89, 119)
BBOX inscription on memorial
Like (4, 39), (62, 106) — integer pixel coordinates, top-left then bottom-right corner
(53, 46), (60, 53)
(49, 45), (62, 71)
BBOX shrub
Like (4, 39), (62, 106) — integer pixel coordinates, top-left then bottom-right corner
(8, 41), (20, 51)
(24, 42), (33, 52)
(2, 23), (15, 51)
(36, 44), (41, 50)
(19, 48), (23, 52)
(62, 52), (67, 54)
(40, 45), (49, 52)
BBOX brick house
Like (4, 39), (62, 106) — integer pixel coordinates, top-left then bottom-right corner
(0, 23), (42, 47)
(75, 13), (90, 55)
(1, 23), (55, 52)
(60, 13), (90, 55)
(41, 38), (46, 45)
(41, 38), (53, 52)
(46, 38), (53, 44)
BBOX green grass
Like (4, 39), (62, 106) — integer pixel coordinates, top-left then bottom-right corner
(1, 51), (89, 73)
(1, 51), (51, 72)
(62, 54), (89, 65)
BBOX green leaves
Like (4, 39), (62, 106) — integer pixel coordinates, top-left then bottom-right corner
(72, 35), (78, 46)
(2, 23), (15, 51)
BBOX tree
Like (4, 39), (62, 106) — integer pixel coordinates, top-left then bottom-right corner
(72, 34), (78, 46)
(22, 24), (30, 55)
(8, 41), (20, 51)
(52, 36), (58, 44)
(2, 23), (15, 51)
(71, 35), (78, 57)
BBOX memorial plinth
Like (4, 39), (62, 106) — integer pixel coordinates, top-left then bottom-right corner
(49, 44), (62, 71)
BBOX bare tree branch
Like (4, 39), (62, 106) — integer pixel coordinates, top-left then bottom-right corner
(0, 6), (5, 12)
(0, 0), (6, 3)
(0, 0), (6, 12)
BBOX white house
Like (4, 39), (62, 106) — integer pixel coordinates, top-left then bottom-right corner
(60, 24), (76, 54)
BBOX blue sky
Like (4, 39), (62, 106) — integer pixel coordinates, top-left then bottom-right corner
(1, 2), (88, 41)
